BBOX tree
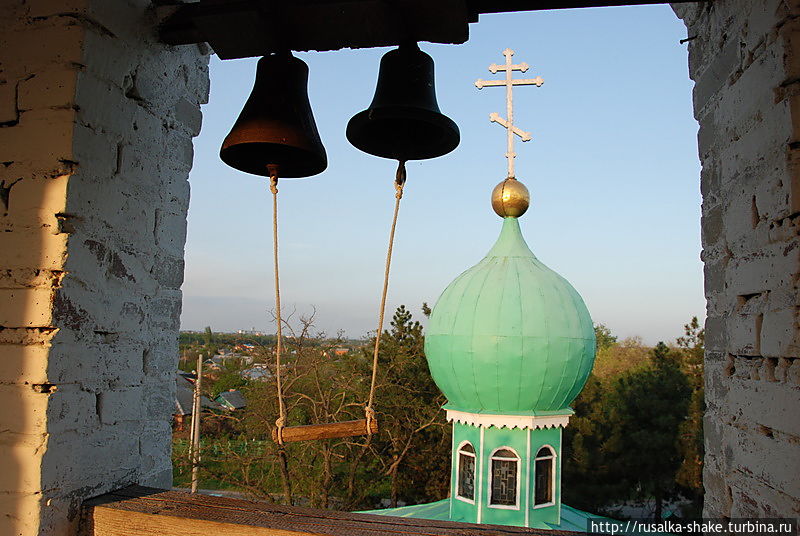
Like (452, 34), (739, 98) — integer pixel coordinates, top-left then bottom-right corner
(368, 305), (450, 507)
(594, 324), (618, 351)
(563, 375), (627, 513)
(675, 317), (705, 514)
(203, 326), (218, 356)
(605, 342), (691, 519)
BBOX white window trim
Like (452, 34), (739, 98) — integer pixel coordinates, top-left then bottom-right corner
(487, 446), (521, 510)
(455, 440), (476, 504)
(533, 444), (557, 509)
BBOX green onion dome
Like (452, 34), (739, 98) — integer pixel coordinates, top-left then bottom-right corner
(424, 217), (596, 414)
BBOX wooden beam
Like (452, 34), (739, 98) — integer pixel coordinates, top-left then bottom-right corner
(158, 0), (707, 59)
(158, 0), (470, 59)
(465, 0), (703, 16)
(272, 418), (378, 443)
(83, 486), (584, 536)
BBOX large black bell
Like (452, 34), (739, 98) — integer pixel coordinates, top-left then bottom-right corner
(220, 53), (327, 178)
(347, 43), (460, 161)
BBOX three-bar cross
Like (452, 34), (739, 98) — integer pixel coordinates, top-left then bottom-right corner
(475, 48), (543, 179)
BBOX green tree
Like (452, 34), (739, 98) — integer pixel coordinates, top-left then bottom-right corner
(203, 326), (219, 356)
(563, 376), (627, 513)
(209, 359), (247, 398)
(675, 317), (705, 514)
(594, 324), (618, 351)
(369, 305), (449, 507)
(605, 342), (691, 519)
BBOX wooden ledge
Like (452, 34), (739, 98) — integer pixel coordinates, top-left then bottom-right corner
(83, 486), (581, 536)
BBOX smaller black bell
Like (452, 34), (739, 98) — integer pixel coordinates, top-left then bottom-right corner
(220, 53), (327, 178)
(347, 43), (460, 161)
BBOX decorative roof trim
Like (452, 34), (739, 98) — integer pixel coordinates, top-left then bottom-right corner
(446, 409), (571, 430)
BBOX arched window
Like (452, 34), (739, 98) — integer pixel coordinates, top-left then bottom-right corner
(489, 447), (519, 507)
(534, 446), (555, 507)
(456, 442), (476, 501)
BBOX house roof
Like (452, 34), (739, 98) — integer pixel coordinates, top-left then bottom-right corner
(175, 374), (221, 415)
(216, 390), (247, 410)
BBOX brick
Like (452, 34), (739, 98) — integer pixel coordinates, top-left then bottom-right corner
(5, 174), (70, 228)
(173, 97), (202, 136)
(138, 420), (172, 483)
(1, 21), (85, 73)
(693, 38), (741, 113)
(704, 315), (728, 352)
(47, 385), (98, 433)
(0, 108), (75, 165)
(154, 209), (188, 257)
(0, 288), (56, 327)
(0, 492), (43, 533)
(150, 253), (185, 289)
(0, 431), (46, 493)
(725, 421), (800, 501)
(0, 384), (49, 435)
(761, 308), (800, 357)
(728, 313), (762, 355)
(72, 122), (120, 179)
(701, 202), (724, 248)
(726, 244), (800, 296)
(98, 386), (143, 424)
(17, 67), (79, 112)
(0, 345), (50, 384)
(41, 425), (141, 492)
(727, 376), (800, 436)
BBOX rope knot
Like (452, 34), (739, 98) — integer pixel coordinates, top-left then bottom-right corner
(268, 164), (279, 194)
(364, 406), (376, 435)
(394, 160), (406, 199)
(275, 416), (286, 444)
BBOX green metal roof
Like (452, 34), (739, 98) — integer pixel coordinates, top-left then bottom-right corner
(425, 217), (595, 414)
(359, 500), (614, 532)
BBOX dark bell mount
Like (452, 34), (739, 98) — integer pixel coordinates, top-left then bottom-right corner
(347, 42), (460, 162)
(220, 53), (327, 178)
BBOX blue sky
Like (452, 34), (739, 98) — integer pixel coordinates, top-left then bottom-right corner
(181, 5), (704, 345)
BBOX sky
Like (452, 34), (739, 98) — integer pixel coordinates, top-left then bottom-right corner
(180, 5), (704, 345)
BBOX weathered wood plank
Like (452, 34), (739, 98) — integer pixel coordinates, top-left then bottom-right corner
(90, 507), (323, 536)
(272, 419), (378, 443)
(84, 486), (581, 536)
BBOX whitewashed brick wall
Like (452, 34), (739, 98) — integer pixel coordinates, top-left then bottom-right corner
(0, 1), (209, 534)
(673, 0), (800, 519)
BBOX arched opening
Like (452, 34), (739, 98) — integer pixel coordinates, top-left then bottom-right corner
(456, 442), (476, 502)
(489, 447), (520, 508)
(534, 445), (556, 507)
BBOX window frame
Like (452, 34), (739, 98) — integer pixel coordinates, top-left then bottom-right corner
(487, 446), (521, 510)
(455, 441), (477, 504)
(533, 444), (556, 509)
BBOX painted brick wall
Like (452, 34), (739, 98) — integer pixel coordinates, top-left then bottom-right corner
(0, 1), (209, 534)
(673, 0), (800, 519)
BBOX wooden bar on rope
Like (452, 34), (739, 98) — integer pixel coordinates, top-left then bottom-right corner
(272, 419), (378, 443)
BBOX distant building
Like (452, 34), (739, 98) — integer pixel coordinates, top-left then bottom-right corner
(215, 389), (247, 411)
(173, 373), (220, 430)
(241, 365), (271, 381)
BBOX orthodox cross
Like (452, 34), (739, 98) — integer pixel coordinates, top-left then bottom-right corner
(475, 48), (543, 179)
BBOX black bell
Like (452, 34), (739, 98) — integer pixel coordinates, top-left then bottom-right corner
(220, 53), (327, 178)
(347, 43), (460, 161)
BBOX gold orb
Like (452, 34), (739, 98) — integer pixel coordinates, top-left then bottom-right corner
(491, 178), (530, 217)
